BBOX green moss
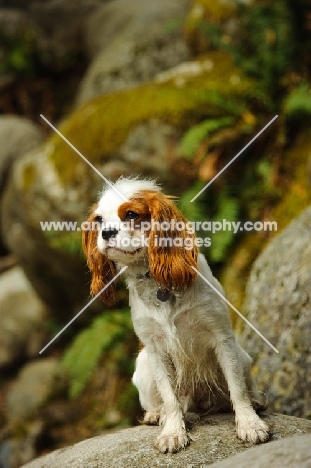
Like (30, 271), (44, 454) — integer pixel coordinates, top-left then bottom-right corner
(272, 130), (311, 231)
(22, 162), (37, 191)
(221, 232), (264, 330)
(221, 129), (311, 332)
(44, 51), (254, 184)
(42, 230), (82, 255)
(197, 0), (236, 22)
(62, 311), (134, 398)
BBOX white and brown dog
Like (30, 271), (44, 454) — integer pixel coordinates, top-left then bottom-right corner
(82, 177), (269, 453)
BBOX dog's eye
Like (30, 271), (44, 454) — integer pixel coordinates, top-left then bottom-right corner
(94, 215), (103, 224)
(125, 211), (139, 220)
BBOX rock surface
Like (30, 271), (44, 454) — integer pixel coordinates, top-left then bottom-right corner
(210, 433), (311, 468)
(0, 422), (43, 468)
(0, 266), (47, 368)
(22, 413), (311, 468)
(240, 205), (311, 418)
(6, 358), (66, 422)
(77, 0), (192, 104)
(0, 137), (93, 316)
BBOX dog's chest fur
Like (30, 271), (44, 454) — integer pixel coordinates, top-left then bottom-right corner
(126, 267), (222, 393)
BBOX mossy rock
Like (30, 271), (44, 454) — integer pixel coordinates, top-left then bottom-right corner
(76, 0), (192, 104)
(221, 129), (311, 329)
(221, 233), (263, 329)
(0, 52), (253, 316)
(271, 130), (311, 231)
(51, 50), (253, 186)
(21, 413), (311, 468)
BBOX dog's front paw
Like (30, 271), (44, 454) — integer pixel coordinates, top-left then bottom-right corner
(236, 415), (269, 444)
(154, 430), (190, 453)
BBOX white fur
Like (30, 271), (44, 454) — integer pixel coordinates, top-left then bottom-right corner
(94, 178), (269, 453)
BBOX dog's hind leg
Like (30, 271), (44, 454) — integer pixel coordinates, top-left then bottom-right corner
(237, 344), (268, 412)
(214, 336), (270, 444)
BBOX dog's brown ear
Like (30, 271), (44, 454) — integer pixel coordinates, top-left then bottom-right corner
(82, 205), (116, 306)
(146, 192), (198, 292)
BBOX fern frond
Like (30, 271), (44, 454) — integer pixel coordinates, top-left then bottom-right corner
(177, 180), (208, 221)
(209, 192), (240, 262)
(62, 311), (134, 398)
(179, 116), (235, 158)
(284, 83), (311, 120)
(206, 121), (254, 149)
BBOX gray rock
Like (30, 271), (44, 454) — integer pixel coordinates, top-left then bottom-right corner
(0, 266), (47, 368)
(29, 0), (103, 68)
(240, 205), (311, 418)
(0, 143), (98, 317)
(0, 421), (43, 468)
(119, 120), (181, 183)
(0, 115), (44, 194)
(77, 0), (192, 104)
(209, 433), (311, 468)
(0, 114), (43, 254)
(21, 413), (311, 468)
(6, 358), (66, 422)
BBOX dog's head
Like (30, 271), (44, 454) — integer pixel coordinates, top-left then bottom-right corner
(82, 178), (198, 305)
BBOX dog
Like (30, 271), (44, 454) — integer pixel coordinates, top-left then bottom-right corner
(82, 177), (269, 453)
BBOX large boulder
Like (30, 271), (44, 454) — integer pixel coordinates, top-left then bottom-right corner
(0, 358), (66, 468)
(6, 358), (66, 422)
(0, 115), (44, 253)
(209, 433), (311, 468)
(240, 205), (311, 418)
(0, 50), (253, 316)
(0, 422), (43, 468)
(220, 129), (311, 321)
(0, 266), (48, 368)
(22, 413), (311, 468)
(76, 0), (192, 104)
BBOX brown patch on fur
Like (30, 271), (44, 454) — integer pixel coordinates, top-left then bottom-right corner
(118, 191), (198, 292)
(82, 204), (116, 305)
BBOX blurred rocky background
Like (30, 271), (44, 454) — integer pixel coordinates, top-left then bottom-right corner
(0, 0), (310, 466)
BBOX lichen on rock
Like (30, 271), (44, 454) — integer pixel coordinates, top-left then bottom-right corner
(240, 205), (311, 418)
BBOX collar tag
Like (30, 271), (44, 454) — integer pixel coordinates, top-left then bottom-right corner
(156, 289), (170, 302)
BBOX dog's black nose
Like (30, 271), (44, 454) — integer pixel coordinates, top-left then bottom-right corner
(102, 228), (118, 241)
